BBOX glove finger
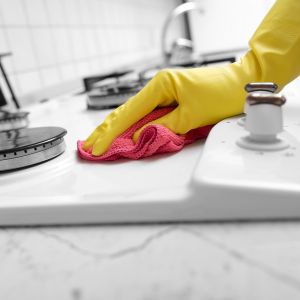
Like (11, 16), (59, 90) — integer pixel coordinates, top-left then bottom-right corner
(82, 124), (107, 150)
(132, 108), (182, 142)
(83, 98), (159, 155)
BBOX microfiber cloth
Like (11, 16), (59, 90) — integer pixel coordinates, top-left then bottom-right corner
(77, 107), (213, 161)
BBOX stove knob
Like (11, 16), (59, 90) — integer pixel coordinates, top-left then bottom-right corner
(238, 82), (278, 127)
(244, 82), (278, 93)
(237, 91), (289, 151)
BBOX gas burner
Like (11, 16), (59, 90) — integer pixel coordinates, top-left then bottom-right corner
(85, 70), (147, 110)
(0, 126), (67, 172)
(86, 78), (145, 110)
(0, 110), (30, 132)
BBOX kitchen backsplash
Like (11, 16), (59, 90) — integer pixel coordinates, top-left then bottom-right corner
(0, 0), (182, 105)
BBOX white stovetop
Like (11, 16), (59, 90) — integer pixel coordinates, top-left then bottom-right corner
(2, 78), (300, 225)
(1, 93), (202, 198)
(0, 92), (209, 225)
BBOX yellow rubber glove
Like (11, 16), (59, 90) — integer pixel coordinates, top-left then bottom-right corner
(83, 0), (300, 156)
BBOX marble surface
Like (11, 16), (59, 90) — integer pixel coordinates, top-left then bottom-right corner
(1, 222), (300, 300)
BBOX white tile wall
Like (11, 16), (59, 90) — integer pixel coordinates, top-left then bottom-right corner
(45, 0), (65, 25)
(52, 28), (73, 63)
(40, 67), (61, 87)
(188, 0), (276, 54)
(60, 63), (77, 81)
(23, 0), (48, 26)
(0, 0), (182, 106)
(5, 28), (37, 71)
(63, 0), (81, 25)
(0, 28), (8, 53)
(17, 70), (42, 94)
(31, 28), (56, 67)
(0, 0), (27, 25)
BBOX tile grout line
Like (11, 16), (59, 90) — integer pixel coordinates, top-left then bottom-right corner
(42, 0), (63, 84)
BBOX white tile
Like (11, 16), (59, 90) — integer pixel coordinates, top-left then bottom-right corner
(84, 29), (98, 57)
(113, 28), (123, 53)
(108, 2), (119, 26)
(0, 5), (3, 25)
(31, 28), (56, 67)
(52, 28), (73, 63)
(40, 66), (61, 86)
(94, 1), (110, 24)
(0, 0), (27, 25)
(63, 0), (81, 25)
(17, 70), (42, 94)
(45, 0), (65, 25)
(95, 28), (107, 55)
(76, 60), (90, 77)
(60, 63), (77, 80)
(78, 0), (91, 25)
(6, 28), (37, 72)
(0, 28), (10, 53)
(98, 55), (110, 72)
(104, 28), (115, 54)
(89, 0), (103, 25)
(89, 57), (102, 74)
(123, 4), (135, 26)
(116, 29), (126, 52)
(23, 0), (48, 25)
(102, 53), (119, 70)
(70, 28), (87, 60)
(127, 29), (140, 51)
(115, 3), (127, 25)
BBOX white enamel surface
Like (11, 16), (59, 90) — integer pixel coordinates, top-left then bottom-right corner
(0, 78), (300, 225)
(192, 78), (300, 219)
(0, 94), (205, 225)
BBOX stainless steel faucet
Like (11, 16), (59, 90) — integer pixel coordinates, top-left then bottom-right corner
(161, 2), (204, 65)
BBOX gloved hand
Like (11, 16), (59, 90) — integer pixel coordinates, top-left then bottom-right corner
(83, 0), (300, 156)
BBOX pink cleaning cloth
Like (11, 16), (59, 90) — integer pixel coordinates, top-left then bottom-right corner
(77, 107), (213, 161)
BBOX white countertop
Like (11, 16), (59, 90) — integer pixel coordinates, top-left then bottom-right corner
(1, 79), (300, 299)
(2, 222), (300, 299)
